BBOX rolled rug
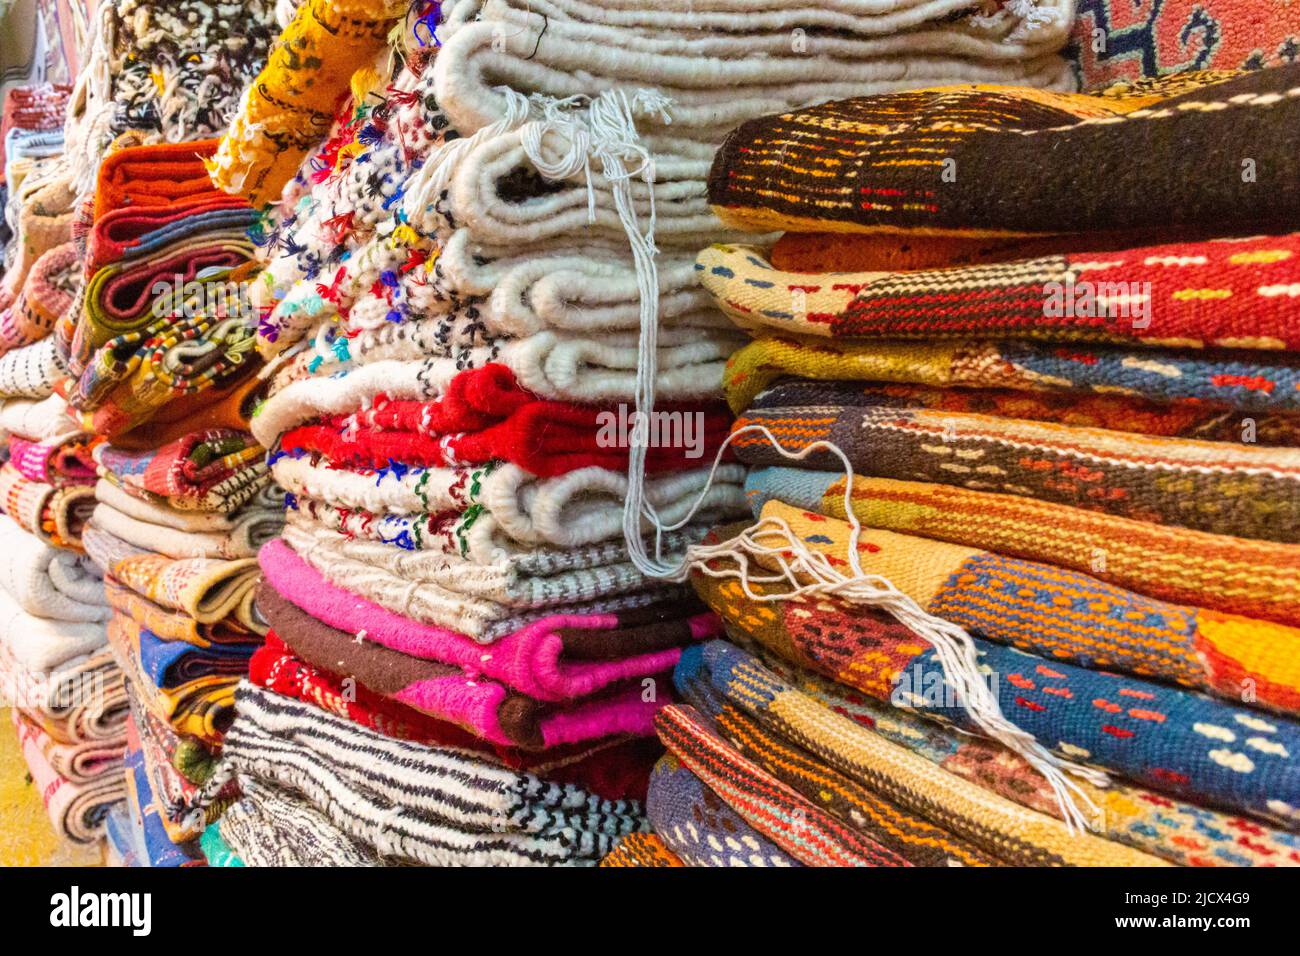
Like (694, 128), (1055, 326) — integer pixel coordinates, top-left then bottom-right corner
(0, 464), (97, 548)
(82, 523), (262, 630)
(732, 401), (1300, 544)
(749, 465), (1300, 628)
(12, 710), (123, 786)
(91, 139), (231, 223)
(0, 241), (79, 351)
(14, 709), (126, 845)
(646, 750), (802, 868)
(708, 66), (1300, 238)
(697, 234), (1300, 349)
(722, 335), (1300, 416)
(270, 457), (747, 550)
(732, 636), (1300, 868)
(251, 332), (739, 444)
(701, 506), (1300, 827)
(203, 682), (647, 866)
(0, 515), (108, 623)
(94, 430), (269, 513)
(257, 554), (706, 700)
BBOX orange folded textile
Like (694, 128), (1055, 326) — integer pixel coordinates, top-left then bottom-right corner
(94, 141), (225, 222)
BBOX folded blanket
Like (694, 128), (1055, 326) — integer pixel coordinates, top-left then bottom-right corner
(0, 336), (65, 399)
(662, 703), (915, 866)
(737, 637), (1300, 867)
(0, 464), (96, 548)
(733, 402), (1300, 544)
(96, 477), (280, 536)
(218, 779), (379, 866)
(68, 311), (258, 422)
(748, 379), (1300, 447)
(698, 235), (1300, 350)
(82, 523), (262, 630)
(72, 236), (257, 369)
(0, 642), (128, 746)
(248, 630), (664, 800)
(276, 520), (693, 641)
(270, 456), (747, 550)
(198, 823), (244, 867)
(709, 67), (1300, 237)
(87, 199), (255, 272)
(90, 502), (277, 560)
(104, 373), (265, 453)
(0, 393), (75, 441)
(599, 832), (685, 868)
(750, 466), (1300, 628)
(122, 720), (204, 868)
(107, 613), (238, 744)
(646, 751), (801, 868)
(723, 335), (1300, 416)
(12, 710), (123, 786)
(0, 583), (105, 673)
(280, 398), (731, 478)
(103, 578), (253, 650)
(207, 0), (406, 204)
(7, 433), (100, 486)
(92, 140), (228, 223)
(0, 515), (107, 623)
(254, 337), (738, 446)
(94, 429), (268, 513)
(258, 545), (712, 701)
(0, 84), (69, 179)
(14, 709), (125, 845)
(672, 673), (998, 866)
(432, 7), (1074, 149)
(702, 507), (1300, 826)
(262, 585), (672, 750)
(205, 683), (646, 866)
(282, 501), (701, 602)
(0, 241), (78, 351)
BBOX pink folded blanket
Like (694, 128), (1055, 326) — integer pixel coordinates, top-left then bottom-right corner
(258, 538), (719, 702)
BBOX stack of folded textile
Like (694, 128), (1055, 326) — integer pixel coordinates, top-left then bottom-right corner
(0, 0), (279, 865)
(64, 146), (278, 864)
(192, 0), (1086, 864)
(601, 66), (1300, 867)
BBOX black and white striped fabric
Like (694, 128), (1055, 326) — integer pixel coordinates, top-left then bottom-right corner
(211, 683), (647, 866)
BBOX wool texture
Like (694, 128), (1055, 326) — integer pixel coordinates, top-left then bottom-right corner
(732, 401), (1300, 544)
(599, 832), (685, 867)
(748, 465), (1300, 629)
(208, 683), (647, 866)
(723, 334), (1300, 416)
(708, 67), (1300, 238)
(700, 507), (1300, 827)
(698, 235), (1300, 349)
